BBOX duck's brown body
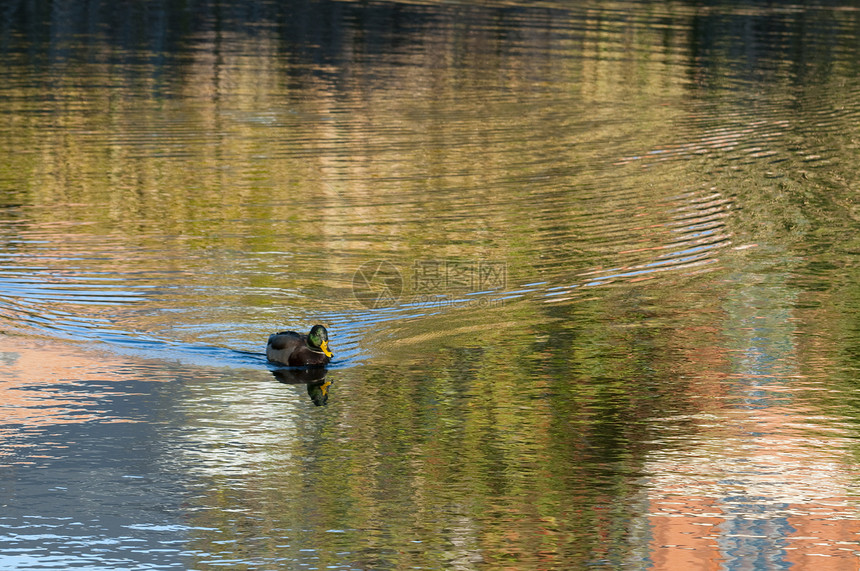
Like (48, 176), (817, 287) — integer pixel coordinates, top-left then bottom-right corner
(266, 326), (332, 367)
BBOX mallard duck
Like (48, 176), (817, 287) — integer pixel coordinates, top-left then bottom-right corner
(266, 324), (333, 367)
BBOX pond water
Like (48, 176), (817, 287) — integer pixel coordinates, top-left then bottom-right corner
(2, 0), (860, 568)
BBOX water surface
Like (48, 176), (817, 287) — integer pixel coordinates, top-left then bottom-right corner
(2, 0), (860, 568)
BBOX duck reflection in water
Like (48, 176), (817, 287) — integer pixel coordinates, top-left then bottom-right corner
(272, 367), (332, 406)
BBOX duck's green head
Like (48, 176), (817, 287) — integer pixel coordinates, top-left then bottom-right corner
(309, 324), (333, 358)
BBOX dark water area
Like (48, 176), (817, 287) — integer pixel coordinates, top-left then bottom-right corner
(3, 0), (860, 568)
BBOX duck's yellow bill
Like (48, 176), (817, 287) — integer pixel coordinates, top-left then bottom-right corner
(321, 340), (333, 358)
